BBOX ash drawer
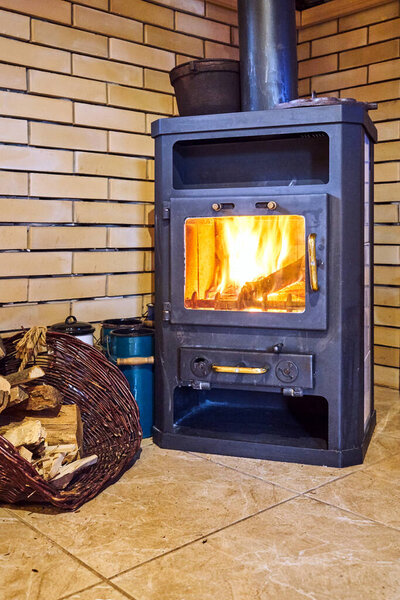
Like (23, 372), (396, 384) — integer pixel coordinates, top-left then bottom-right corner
(179, 347), (314, 390)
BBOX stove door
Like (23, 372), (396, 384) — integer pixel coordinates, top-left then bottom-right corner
(169, 194), (328, 330)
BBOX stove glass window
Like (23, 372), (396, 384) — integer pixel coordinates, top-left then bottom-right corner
(184, 215), (306, 313)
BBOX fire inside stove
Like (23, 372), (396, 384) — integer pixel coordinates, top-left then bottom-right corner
(184, 214), (306, 312)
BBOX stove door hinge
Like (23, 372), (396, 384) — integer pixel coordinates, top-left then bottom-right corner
(162, 301), (171, 321)
(162, 201), (171, 220)
(282, 387), (304, 398)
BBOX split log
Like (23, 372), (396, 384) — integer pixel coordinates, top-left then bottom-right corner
(9, 386), (29, 407)
(0, 419), (46, 448)
(0, 404), (83, 454)
(0, 376), (11, 415)
(50, 455), (98, 489)
(36, 405), (83, 453)
(17, 446), (33, 463)
(25, 384), (62, 412)
(0, 337), (5, 360)
(35, 444), (79, 480)
(5, 366), (45, 388)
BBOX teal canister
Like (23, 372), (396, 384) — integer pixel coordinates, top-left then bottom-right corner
(101, 317), (143, 352)
(109, 327), (154, 438)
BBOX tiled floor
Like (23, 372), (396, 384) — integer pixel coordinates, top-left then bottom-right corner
(2, 385), (400, 600)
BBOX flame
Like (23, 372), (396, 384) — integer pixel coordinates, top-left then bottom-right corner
(185, 214), (306, 313)
(211, 216), (299, 295)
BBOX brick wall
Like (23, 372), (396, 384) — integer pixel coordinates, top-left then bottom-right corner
(0, 0), (239, 333)
(297, 0), (400, 389)
(0, 0), (399, 390)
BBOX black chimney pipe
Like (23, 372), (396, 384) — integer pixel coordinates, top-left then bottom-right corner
(238, 0), (298, 111)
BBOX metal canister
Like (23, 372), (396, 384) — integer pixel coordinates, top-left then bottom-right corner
(109, 327), (154, 439)
(49, 315), (95, 345)
(101, 317), (143, 353)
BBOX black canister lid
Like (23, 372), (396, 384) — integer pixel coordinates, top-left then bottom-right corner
(111, 327), (154, 337)
(50, 315), (95, 335)
(102, 317), (143, 328)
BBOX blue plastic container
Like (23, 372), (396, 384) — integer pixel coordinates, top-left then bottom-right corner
(109, 327), (154, 438)
(101, 318), (143, 353)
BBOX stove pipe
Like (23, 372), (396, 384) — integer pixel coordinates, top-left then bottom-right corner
(238, 0), (298, 111)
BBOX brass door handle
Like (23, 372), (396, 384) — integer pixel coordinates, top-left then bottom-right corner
(212, 365), (268, 375)
(307, 233), (319, 292)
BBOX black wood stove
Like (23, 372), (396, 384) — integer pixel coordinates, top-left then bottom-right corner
(151, 0), (376, 467)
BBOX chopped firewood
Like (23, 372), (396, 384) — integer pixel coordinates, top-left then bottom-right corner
(0, 376), (11, 415)
(9, 386), (29, 407)
(0, 375), (11, 394)
(37, 451), (67, 480)
(35, 444), (79, 480)
(25, 384), (62, 412)
(50, 454), (98, 489)
(0, 337), (5, 360)
(17, 445), (33, 463)
(5, 366), (45, 388)
(0, 404), (83, 456)
(0, 392), (9, 415)
(46, 443), (78, 463)
(0, 419), (46, 448)
(35, 405), (83, 453)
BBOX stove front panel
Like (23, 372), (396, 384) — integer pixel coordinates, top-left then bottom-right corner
(169, 194), (328, 330)
(152, 106), (376, 466)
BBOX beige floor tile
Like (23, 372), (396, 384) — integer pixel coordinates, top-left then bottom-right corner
(113, 496), (400, 600)
(61, 582), (131, 600)
(310, 452), (400, 529)
(11, 445), (294, 578)
(375, 394), (400, 438)
(0, 507), (99, 600)
(374, 385), (400, 405)
(193, 431), (399, 493)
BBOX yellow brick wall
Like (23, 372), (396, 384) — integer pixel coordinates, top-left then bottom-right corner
(297, 0), (400, 390)
(0, 0), (399, 392)
(0, 0), (239, 332)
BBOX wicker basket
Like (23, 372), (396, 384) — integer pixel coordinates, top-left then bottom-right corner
(0, 331), (142, 510)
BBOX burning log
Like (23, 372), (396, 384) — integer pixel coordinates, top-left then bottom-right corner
(238, 255), (305, 308)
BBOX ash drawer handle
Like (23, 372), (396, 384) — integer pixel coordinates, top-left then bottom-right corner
(117, 356), (154, 366)
(307, 233), (319, 292)
(212, 365), (268, 375)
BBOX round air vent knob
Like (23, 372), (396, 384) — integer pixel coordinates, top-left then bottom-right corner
(276, 360), (299, 383)
(191, 357), (212, 377)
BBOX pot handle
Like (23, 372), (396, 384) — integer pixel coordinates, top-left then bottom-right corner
(65, 315), (78, 324)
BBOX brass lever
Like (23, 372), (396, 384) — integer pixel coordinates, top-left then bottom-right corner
(212, 365), (268, 375)
(307, 233), (319, 292)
